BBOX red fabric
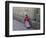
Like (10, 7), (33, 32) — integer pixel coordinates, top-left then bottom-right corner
(24, 16), (29, 22)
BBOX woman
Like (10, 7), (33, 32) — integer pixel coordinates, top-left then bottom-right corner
(24, 15), (31, 29)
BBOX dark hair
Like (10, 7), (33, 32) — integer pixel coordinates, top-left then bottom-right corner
(25, 15), (28, 16)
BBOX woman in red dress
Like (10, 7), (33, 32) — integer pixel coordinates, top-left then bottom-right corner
(24, 15), (31, 29)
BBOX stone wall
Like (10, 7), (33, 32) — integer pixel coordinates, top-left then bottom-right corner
(13, 7), (40, 29)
